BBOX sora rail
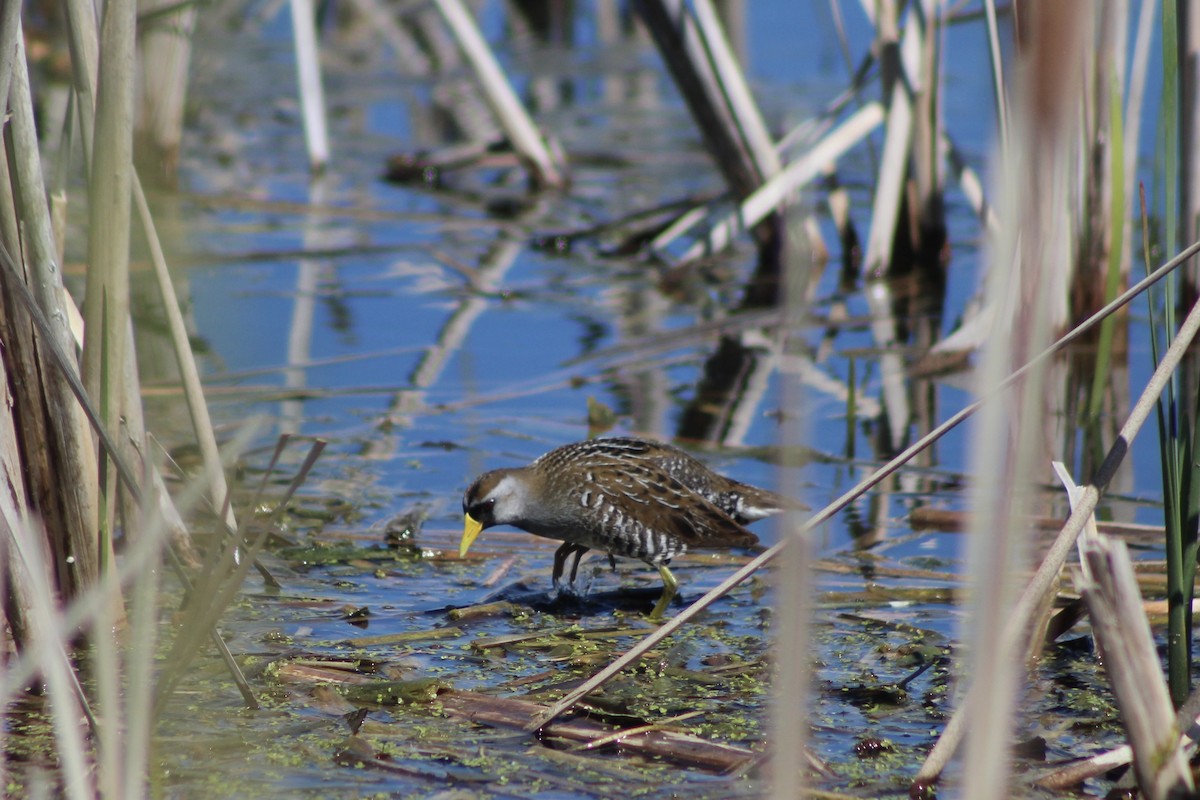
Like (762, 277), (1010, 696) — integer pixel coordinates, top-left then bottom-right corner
(460, 437), (795, 619)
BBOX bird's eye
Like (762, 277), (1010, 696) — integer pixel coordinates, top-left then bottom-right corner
(468, 497), (496, 518)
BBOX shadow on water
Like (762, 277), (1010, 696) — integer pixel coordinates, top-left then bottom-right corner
(17, 2), (1165, 797)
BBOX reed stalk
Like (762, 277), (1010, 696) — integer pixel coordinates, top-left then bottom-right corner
(137, 0), (198, 176)
(7, 27), (102, 599)
(1078, 533), (1194, 796)
(290, 0), (330, 170)
(69, 0), (236, 543)
(767, 168), (815, 800)
(1152, 0), (1197, 708)
(0, 0), (34, 645)
(433, 0), (565, 188)
(670, 102), (884, 263)
(634, 0), (778, 197)
(83, 0), (138, 583)
(961, 5), (1091, 792)
(917, 239), (1200, 790)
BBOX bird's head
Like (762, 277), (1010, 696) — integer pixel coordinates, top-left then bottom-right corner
(460, 469), (529, 556)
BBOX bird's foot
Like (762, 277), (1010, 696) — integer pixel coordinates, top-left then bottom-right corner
(553, 576), (588, 602)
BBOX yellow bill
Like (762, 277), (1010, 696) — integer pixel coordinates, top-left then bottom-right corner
(460, 513), (484, 557)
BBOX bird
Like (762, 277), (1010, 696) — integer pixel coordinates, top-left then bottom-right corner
(459, 437), (797, 619)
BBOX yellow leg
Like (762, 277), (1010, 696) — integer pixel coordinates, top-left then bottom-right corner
(650, 564), (678, 621)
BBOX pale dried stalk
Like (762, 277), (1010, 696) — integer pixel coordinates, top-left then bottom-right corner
(1079, 535), (1194, 798)
(83, 0), (138, 573)
(289, 0), (330, 169)
(860, 0), (922, 452)
(634, 0), (778, 198)
(65, 0), (237, 540)
(7, 518), (96, 800)
(432, 0), (565, 188)
(0, 0), (34, 642)
(7, 29), (102, 596)
(1047, 463), (1195, 797)
(133, 175), (238, 538)
(958, 4), (1092, 795)
(915, 269), (1200, 787)
(671, 102), (884, 262)
(0, 357), (35, 642)
(137, 0), (198, 174)
(690, 0), (781, 178)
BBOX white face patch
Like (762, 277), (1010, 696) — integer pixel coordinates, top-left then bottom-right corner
(486, 474), (529, 525)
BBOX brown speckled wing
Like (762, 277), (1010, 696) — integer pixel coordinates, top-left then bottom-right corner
(646, 469), (759, 548)
(549, 437), (790, 521)
(541, 446), (759, 549)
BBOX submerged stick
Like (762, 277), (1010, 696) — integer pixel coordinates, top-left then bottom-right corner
(441, 690), (759, 773)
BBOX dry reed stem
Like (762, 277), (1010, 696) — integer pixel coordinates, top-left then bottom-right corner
(1079, 536), (1194, 797)
(84, 0), (138, 586)
(6, 519), (97, 800)
(137, 0), (197, 173)
(862, 0), (914, 282)
(432, 0), (565, 188)
(909, 0), (944, 224)
(0, 402), (35, 645)
(0, 236), (256, 710)
(1054, 463), (1195, 797)
(0, 0), (35, 643)
(154, 437), (325, 713)
(859, 0), (923, 452)
(672, 103), (884, 263)
(0, 462), (225, 795)
(7, 28), (102, 598)
(135, 175), (239, 536)
(289, 0), (330, 169)
(689, 0), (781, 178)
(634, 0), (777, 199)
(71, 0), (237, 543)
(0, 0), (17, 105)
(915, 268), (1200, 788)
(959, 3), (1091, 794)
(983, 0), (1009, 152)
